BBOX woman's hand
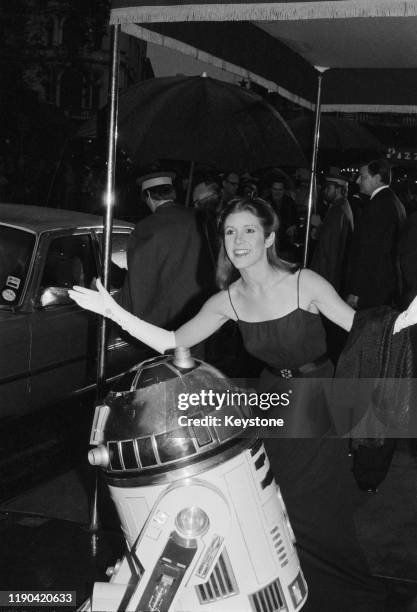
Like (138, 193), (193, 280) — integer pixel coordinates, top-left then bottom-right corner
(406, 294), (417, 323)
(68, 278), (116, 317)
(70, 279), (177, 353)
(394, 294), (417, 333)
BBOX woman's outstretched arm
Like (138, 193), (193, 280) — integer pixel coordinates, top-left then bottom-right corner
(68, 279), (229, 354)
(302, 270), (354, 330)
(302, 269), (417, 333)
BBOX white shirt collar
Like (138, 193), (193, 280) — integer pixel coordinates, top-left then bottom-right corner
(370, 185), (389, 200)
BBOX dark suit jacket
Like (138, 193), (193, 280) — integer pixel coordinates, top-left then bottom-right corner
(345, 187), (406, 308)
(399, 211), (417, 307)
(311, 197), (354, 294)
(117, 202), (214, 329)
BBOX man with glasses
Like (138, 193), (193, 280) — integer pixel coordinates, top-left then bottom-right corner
(221, 171), (240, 205)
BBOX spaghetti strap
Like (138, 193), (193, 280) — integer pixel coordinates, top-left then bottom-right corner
(227, 287), (239, 321)
(297, 268), (302, 309)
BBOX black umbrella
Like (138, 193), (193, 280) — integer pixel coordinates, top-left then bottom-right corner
(288, 116), (384, 156)
(79, 75), (305, 171)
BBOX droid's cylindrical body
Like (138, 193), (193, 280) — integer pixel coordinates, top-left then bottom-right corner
(87, 351), (307, 612)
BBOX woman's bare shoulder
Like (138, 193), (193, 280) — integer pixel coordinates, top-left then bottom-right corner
(302, 268), (347, 300)
(296, 267), (334, 311)
(300, 267), (329, 290)
(301, 267), (346, 306)
(203, 283), (241, 320)
(202, 289), (231, 313)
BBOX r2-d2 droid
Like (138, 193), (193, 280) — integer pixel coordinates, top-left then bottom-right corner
(85, 348), (307, 612)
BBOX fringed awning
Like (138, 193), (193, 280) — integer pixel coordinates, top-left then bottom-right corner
(110, 0), (417, 112)
(125, 20), (317, 108)
(111, 0), (417, 25)
(124, 24), (314, 109)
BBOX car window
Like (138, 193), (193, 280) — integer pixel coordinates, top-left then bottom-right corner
(96, 231), (131, 289)
(0, 226), (35, 307)
(41, 234), (97, 290)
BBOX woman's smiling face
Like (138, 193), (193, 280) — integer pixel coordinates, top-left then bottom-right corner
(223, 210), (274, 269)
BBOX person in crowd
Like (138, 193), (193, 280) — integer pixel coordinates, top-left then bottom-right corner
(310, 169), (354, 362)
(348, 177), (368, 229)
(344, 160), (407, 491)
(70, 196), (416, 612)
(116, 171), (214, 337)
(192, 180), (221, 269)
(345, 159), (406, 310)
(240, 173), (259, 199)
(311, 168), (354, 294)
(394, 177), (417, 217)
(293, 167), (310, 218)
(262, 170), (298, 261)
(220, 170), (240, 205)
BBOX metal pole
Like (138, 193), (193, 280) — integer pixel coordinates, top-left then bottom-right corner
(302, 69), (326, 268)
(97, 24), (120, 397)
(89, 24), (120, 534)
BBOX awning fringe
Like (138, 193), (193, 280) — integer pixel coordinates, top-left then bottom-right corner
(122, 23), (315, 109)
(111, 1), (417, 25)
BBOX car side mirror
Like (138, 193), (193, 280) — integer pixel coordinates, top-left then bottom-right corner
(40, 286), (73, 307)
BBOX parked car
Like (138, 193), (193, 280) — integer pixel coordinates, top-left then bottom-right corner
(0, 204), (150, 418)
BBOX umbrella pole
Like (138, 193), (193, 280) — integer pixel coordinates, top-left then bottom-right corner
(302, 69), (326, 268)
(185, 160), (195, 206)
(89, 23), (120, 534)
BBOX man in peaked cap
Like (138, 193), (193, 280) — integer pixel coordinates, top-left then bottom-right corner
(116, 171), (214, 343)
(310, 168), (354, 364)
(311, 168), (354, 294)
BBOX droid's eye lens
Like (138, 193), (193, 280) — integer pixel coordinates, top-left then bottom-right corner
(175, 507), (209, 537)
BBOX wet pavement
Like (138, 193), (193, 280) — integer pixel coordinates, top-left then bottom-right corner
(0, 432), (417, 611)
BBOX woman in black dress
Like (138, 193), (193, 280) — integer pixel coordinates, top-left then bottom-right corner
(69, 197), (416, 611)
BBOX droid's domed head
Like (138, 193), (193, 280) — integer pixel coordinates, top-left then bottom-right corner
(88, 348), (256, 484)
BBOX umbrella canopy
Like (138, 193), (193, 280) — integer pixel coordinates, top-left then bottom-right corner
(288, 116), (384, 153)
(80, 75), (305, 171)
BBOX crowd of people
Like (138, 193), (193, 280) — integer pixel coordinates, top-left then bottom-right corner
(69, 159), (417, 612)
(188, 160), (417, 316)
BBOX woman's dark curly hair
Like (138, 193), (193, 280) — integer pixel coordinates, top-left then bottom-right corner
(216, 196), (298, 289)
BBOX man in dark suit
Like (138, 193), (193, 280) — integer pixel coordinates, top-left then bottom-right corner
(117, 172), (214, 336)
(344, 159), (406, 492)
(346, 159), (406, 310)
(311, 169), (354, 294)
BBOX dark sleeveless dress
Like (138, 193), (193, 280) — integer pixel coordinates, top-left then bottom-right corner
(228, 271), (385, 612)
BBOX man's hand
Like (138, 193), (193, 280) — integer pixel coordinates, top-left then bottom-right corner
(346, 294), (359, 309)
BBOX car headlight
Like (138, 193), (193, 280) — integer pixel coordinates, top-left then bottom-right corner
(175, 506), (209, 537)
